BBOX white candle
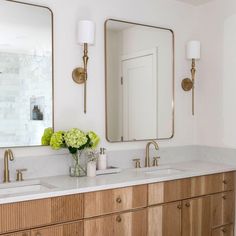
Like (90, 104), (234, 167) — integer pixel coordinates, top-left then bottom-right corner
(87, 161), (96, 177)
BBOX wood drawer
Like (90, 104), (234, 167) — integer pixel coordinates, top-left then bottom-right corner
(31, 221), (83, 236)
(211, 191), (235, 228)
(0, 194), (83, 234)
(84, 208), (147, 236)
(148, 172), (235, 205)
(84, 185), (147, 218)
(212, 224), (234, 236)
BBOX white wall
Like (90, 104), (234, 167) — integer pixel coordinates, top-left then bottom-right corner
(0, 0), (197, 159)
(194, 0), (236, 148)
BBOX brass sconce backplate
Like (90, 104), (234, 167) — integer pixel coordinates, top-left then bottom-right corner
(181, 78), (193, 91)
(72, 67), (86, 84)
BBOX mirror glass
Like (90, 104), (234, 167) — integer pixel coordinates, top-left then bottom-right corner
(105, 19), (174, 142)
(0, 1), (53, 147)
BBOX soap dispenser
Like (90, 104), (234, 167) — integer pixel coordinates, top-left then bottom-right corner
(98, 148), (107, 170)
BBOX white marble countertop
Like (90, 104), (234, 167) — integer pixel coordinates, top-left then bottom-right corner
(0, 160), (236, 204)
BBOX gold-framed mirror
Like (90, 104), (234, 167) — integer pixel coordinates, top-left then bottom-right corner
(105, 19), (174, 142)
(0, 0), (54, 147)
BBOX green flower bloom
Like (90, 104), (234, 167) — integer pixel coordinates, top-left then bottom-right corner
(87, 131), (100, 149)
(64, 128), (88, 149)
(50, 131), (65, 150)
(41, 128), (53, 145)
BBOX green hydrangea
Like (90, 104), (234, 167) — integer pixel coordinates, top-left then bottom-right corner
(41, 128), (53, 145)
(87, 131), (100, 149)
(50, 131), (65, 150)
(64, 128), (88, 149)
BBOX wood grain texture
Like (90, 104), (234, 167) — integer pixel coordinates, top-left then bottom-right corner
(0, 198), (51, 234)
(148, 178), (191, 205)
(182, 196), (211, 236)
(31, 221), (83, 236)
(84, 209), (147, 236)
(211, 191), (235, 228)
(2, 231), (31, 236)
(0, 194), (83, 234)
(223, 172), (235, 191)
(84, 185), (147, 217)
(148, 172), (235, 205)
(190, 173), (224, 197)
(148, 202), (182, 236)
(212, 224), (234, 236)
(51, 194), (83, 223)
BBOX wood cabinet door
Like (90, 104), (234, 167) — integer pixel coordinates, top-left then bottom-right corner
(31, 221), (83, 236)
(211, 191), (235, 228)
(212, 224), (234, 236)
(148, 201), (182, 236)
(84, 209), (147, 236)
(182, 196), (211, 236)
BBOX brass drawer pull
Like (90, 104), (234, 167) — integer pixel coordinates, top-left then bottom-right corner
(222, 228), (227, 233)
(185, 202), (190, 207)
(116, 215), (122, 222)
(223, 195), (227, 200)
(223, 180), (227, 184)
(177, 204), (182, 209)
(116, 197), (122, 204)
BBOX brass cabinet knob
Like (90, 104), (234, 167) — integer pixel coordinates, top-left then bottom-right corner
(177, 204), (182, 210)
(222, 228), (227, 233)
(116, 215), (122, 223)
(222, 195), (227, 200)
(185, 202), (190, 207)
(223, 180), (227, 184)
(133, 158), (141, 168)
(116, 197), (122, 204)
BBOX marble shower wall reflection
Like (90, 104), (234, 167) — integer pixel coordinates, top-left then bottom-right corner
(0, 52), (52, 146)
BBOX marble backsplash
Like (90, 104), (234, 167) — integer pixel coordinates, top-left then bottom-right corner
(0, 145), (236, 182)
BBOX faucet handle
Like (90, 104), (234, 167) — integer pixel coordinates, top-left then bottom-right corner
(153, 156), (160, 167)
(16, 169), (27, 181)
(133, 158), (141, 168)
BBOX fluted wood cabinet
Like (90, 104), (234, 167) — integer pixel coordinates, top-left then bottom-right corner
(0, 171), (235, 236)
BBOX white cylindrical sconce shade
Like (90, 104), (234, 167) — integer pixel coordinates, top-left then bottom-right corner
(186, 40), (201, 59)
(77, 20), (95, 45)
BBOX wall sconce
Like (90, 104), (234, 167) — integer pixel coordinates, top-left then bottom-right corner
(72, 20), (95, 114)
(181, 40), (201, 115)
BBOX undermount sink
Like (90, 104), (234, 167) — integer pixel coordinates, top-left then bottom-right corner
(133, 166), (184, 176)
(144, 168), (184, 176)
(0, 180), (56, 197)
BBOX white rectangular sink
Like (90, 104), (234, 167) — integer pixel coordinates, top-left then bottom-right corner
(0, 180), (56, 197)
(144, 168), (183, 176)
(132, 165), (184, 176)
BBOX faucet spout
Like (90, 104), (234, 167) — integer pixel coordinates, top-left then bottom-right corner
(145, 140), (159, 167)
(3, 149), (14, 183)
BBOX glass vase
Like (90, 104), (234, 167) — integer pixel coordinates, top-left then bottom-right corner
(69, 151), (86, 177)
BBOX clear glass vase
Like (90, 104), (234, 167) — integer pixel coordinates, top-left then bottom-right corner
(69, 151), (86, 177)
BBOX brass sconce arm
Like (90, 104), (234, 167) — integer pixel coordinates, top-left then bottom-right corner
(72, 43), (89, 114)
(182, 59), (196, 115)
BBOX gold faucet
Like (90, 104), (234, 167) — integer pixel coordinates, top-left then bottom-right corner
(3, 149), (14, 183)
(145, 140), (159, 167)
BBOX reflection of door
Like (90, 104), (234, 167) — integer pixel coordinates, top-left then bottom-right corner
(122, 50), (157, 140)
